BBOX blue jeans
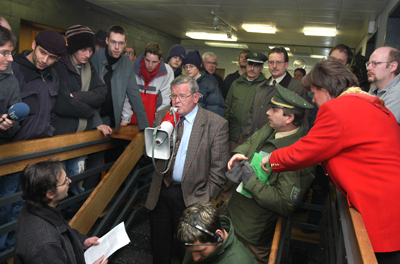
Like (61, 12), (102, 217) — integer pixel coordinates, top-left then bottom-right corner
(62, 156), (87, 195)
(61, 156), (87, 220)
(0, 172), (24, 252)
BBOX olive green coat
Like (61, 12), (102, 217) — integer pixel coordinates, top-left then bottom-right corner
(224, 73), (266, 141)
(182, 216), (257, 264)
(228, 122), (315, 246)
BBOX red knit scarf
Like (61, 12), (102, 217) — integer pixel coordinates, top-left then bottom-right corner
(140, 57), (160, 89)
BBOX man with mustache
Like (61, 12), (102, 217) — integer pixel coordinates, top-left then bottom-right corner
(367, 46), (400, 123)
(225, 51), (267, 152)
(223, 49), (251, 98)
(221, 52), (267, 208)
(242, 47), (306, 141)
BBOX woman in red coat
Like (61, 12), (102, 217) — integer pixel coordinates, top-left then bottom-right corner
(261, 59), (400, 263)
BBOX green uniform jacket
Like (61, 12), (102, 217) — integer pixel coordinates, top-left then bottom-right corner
(182, 215), (257, 264)
(224, 73), (266, 141)
(228, 122), (315, 246)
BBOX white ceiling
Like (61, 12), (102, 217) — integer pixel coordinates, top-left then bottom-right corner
(87, 0), (389, 57)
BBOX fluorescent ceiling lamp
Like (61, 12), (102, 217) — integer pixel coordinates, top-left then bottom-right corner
(186, 32), (237, 41)
(304, 27), (336, 37)
(242, 24), (276, 34)
(269, 46), (290, 51)
(310, 54), (327, 59)
(205, 42), (248, 49)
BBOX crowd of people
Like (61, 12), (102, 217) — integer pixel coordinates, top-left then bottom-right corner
(1, 16), (400, 264)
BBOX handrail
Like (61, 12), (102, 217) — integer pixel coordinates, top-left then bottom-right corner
(0, 126), (136, 176)
(349, 208), (377, 263)
(336, 188), (378, 264)
(69, 131), (145, 234)
(268, 216), (283, 264)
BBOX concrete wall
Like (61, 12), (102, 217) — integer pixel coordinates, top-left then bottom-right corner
(0, 0), (180, 61)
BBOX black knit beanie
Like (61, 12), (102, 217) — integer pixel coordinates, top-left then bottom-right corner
(183, 50), (202, 70)
(66, 25), (95, 55)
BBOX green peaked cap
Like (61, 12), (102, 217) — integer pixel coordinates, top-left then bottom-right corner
(245, 51), (267, 64)
(269, 83), (314, 112)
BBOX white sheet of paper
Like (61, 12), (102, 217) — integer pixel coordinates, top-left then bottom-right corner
(84, 222), (131, 264)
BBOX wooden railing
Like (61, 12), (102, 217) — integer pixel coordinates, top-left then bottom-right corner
(69, 129), (144, 234)
(0, 125), (145, 263)
(0, 126), (136, 176)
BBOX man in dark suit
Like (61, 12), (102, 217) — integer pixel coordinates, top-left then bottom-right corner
(145, 75), (229, 264)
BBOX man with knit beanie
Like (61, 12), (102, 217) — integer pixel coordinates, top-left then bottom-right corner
(12, 29), (66, 141)
(122, 42), (174, 126)
(53, 25), (108, 137)
(53, 25), (109, 199)
(183, 50), (224, 116)
(167, 44), (186, 78)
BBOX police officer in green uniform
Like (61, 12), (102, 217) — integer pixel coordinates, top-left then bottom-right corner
(221, 51), (268, 209)
(226, 84), (315, 263)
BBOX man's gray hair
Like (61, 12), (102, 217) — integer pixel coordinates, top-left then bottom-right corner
(202, 51), (217, 61)
(171, 75), (199, 94)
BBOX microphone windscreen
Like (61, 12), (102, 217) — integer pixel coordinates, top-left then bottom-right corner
(8, 102), (30, 121)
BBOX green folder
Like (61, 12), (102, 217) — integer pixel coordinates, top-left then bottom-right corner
(241, 152), (272, 197)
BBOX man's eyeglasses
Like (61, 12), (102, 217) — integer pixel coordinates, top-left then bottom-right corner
(124, 51), (134, 55)
(56, 176), (70, 187)
(204, 61), (217, 66)
(109, 40), (126, 47)
(366, 61), (393, 68)
(169, 93), (194, 100)
(0, 51), (15, 57)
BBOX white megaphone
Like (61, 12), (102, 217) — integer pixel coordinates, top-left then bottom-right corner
(145, 107), (180, 160)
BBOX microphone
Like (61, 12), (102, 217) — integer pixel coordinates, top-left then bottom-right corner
(0, 102), (30, 124)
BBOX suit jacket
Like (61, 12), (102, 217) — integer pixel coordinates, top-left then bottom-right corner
(145, 105), (229, 210)
(270, 92), (400, 253)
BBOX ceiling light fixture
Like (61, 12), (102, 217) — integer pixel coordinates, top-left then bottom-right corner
(269, 46), (290, 51)
(206, 42), (248, 49)
(242, 24), (276, 34)
(304, 27), (336, 37)
(310, 54), (327, 59)
(186, 32), (237, 41)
